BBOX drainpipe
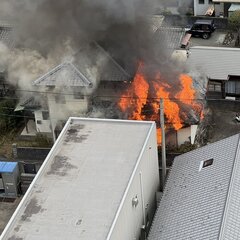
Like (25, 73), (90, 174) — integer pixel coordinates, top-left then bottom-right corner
(160, 99), (166, 189)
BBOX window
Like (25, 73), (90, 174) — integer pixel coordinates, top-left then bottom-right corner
(199, 0), (204, 4)
(208, 83), (221, 92)
(192, 24), (201, 30)
(199, 158), (214, 171)
(209, 0), (213, 3)
(42, 111), (49, 120)
(203, 158), (214, 168)
(55, 94), (66, 104)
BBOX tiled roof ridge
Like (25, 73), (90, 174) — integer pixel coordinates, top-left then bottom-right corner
(33, 62), (92, 87)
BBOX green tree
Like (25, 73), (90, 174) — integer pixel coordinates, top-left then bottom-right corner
(0, 99), (20, 133)
(228, 10), (240, 46)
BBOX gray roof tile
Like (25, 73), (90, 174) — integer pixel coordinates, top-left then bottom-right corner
(148, 134), (240, 240)
(73, 42), (131, 82)
(154, 27), (185, 50)
(33, 62), (92, 87)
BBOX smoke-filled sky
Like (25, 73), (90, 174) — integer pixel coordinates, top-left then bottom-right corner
(0, 0), (164, 65)
(0, 0), (195, 94)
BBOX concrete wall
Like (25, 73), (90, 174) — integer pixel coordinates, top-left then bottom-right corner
(14, 146), (51, 161)
(109, 126), (160, 240)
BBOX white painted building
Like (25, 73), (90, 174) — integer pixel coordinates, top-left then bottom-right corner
(33, 62), (92, 139)
(0, 118), (160, 240)
(177, 125), (198, 146)
(194, 0), (224, 16)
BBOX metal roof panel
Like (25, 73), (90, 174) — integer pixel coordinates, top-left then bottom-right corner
(148, 134), (240, 240)
(187, 47), (240, 80)
(0, 161), (17, 173)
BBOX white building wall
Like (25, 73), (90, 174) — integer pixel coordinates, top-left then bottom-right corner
(194, 0), (224, 16)
(194, 0), (210, 15)
(47, 93), (89, 131)
(34, 110), (51, 133)
(108, 127), (160, 240)
(177, 125), (198, 146)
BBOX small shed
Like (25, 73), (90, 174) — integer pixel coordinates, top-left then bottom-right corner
(0, 161), (19, 198)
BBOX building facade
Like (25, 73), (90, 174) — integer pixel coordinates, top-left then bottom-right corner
(0, 118), (160, 240)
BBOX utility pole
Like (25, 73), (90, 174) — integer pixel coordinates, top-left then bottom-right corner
(160, 98), (166, 189)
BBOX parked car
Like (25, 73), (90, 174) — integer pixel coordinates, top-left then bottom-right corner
(185, 19), (216, 39)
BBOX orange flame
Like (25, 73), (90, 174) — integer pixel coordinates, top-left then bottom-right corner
(176, 74), (195, 105)
(152, 81), (183, 130)
(118, 63), (203, 145)
(118, 72), (149, 120)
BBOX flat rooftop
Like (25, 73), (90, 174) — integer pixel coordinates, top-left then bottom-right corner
(1, 118), (155, 240)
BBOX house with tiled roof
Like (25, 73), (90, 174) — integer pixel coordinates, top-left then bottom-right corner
(187, 46), (240, 99)
(31, 62), (93, 140)
(148, 133), (240, 240)
(17, 43), (132, 140)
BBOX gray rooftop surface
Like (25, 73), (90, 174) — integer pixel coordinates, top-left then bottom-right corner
(1, 118), (155, 240)
(0, 26), (14, 49)
(73, 42), (132, 82)
(187, 46), (240, 80)
(148, 134), (240, 240)
(154, 27), (185, 50)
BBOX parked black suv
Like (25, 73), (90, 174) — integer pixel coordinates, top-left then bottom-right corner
(185, 19), (216, 39)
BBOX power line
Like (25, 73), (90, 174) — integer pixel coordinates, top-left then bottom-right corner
(0, 93), (207, 101)
(0, 112), (197, 125)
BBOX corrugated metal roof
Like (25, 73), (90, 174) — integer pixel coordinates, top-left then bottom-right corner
(148, 134), (240, 240)
(187, 46), (240, 80)
(33, 62), (92, 87)
(0, 161), (17, 173)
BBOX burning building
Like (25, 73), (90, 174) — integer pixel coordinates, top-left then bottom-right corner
(118, 63), (204, 146)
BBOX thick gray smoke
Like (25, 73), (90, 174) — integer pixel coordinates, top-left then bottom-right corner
(0, 0), (163, 69)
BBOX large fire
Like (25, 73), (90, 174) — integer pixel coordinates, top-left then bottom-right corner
(118, 64), (203, 144)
